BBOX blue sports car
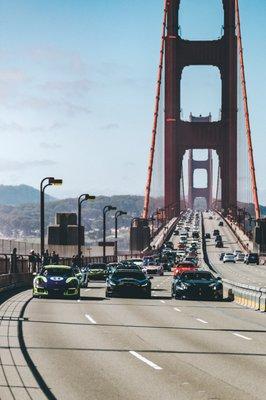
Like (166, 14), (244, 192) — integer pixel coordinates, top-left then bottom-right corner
(33, 265), (80, 299)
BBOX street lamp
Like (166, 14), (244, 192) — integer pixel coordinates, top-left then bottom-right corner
(40, 177), (63, 255)
(103, 205), (117, 263)
(115, 210), (127, 261)
(78, 194), (96, 265)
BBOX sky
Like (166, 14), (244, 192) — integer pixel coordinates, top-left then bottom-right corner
(0, 0), (265, 202)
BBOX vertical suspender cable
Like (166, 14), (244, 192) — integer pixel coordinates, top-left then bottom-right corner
(235, 0), (260, 219)
(215, 166), (220, 210)
(181, 167), (186, 210)
(142, 0), (168, 219)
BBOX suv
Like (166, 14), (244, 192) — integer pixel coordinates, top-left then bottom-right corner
(245, 253), (259, 265)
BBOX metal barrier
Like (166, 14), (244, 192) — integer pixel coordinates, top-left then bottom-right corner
(201, 213), (266, 311)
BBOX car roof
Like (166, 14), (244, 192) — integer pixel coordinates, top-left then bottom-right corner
(113, 269), (144, 274)
(43, 265), (71, 269)
(180, 270), (212, 276)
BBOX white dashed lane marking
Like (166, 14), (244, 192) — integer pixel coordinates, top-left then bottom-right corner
(129, 351), (162, 370)
(232, 333), (252, 341)
(85, 314), (97, 324)
(196, 318), (208, 324)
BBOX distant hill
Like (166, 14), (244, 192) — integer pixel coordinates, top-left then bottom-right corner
(0, 185), (55, 206)
(0, 195), (154, 243)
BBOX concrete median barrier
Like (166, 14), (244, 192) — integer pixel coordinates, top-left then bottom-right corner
(223, 279), (265, 311)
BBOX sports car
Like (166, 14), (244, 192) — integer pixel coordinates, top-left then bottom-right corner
(106, 269), (152, 298)
(87, 263), (107, 280)
(142, 260), (164, 276)
(172, 261), (198, 277)
(33, 265), (80, 299)
(172, 271), (223, 300)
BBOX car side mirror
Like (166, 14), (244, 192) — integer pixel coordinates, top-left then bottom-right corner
(217, 277), (222, 281)
(148, 276), (154, 280)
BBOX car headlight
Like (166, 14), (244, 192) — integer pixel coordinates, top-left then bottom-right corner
(180, 283), (188, 289)
(66, 278), (79, 288)
(34, 277), (46, 288)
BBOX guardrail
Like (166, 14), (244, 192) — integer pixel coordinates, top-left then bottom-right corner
(0, 273), (33, 294)
(201, 213), (266, 312)
(222, 279), (266, 312)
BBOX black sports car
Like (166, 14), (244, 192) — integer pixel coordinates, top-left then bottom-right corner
(172, 271), (223, 300)
(106, 269), (151, 298)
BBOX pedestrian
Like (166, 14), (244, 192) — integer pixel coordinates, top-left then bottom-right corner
(51, 251), (59, 264)
(11, 248), (18, 273)
(42, 249), (50, 266)
(28, 250), (37, 273)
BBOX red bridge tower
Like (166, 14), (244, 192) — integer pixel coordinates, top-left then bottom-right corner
(165, 0), (237, 217)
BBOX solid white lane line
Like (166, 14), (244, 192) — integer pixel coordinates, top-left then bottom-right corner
(129, 351), (162, 370)
(232, 333), (252, 341)
(85, 289), (91, 291)
(196, 318), (208, 324)
(174, 307), (181, 312)
(160, 300), (165, 304)
(85, 314), (97, 324)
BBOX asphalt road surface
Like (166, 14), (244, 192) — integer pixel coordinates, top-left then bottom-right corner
(1, 277), (266, 400)
(203, 213), (266, 287)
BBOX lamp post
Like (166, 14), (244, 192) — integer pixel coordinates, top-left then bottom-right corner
(78, 194), (96, 265)
(115, 211), (127, 261)
(103, 205), (117, 263)
(40, 177), (63, 255)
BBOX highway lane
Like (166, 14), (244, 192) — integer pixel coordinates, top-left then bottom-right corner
(1, 276), (266, 400)
(203, 212), (266, 287)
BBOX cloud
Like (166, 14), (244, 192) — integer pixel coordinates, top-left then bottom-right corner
(40, 79), (93, 97)
(13, 97), (90, 116)
(40, 142), (62, 150)
(0, 121), (24, 133)
(0, 69), (28, 83)
(0, 120), (66, 134)
(30, 46), (88, 74)
(100, 123), (120, 130)
(0, 159), (57, 172)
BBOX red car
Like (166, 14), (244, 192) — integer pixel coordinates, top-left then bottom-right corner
(173, 261), (198, 277)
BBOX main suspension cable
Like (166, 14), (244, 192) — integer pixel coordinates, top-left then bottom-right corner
(143, 0), (168, 219)
(235, 0), (260, 219)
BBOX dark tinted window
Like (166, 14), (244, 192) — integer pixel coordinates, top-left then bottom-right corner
(89, 264), (106, 270)
(181, 272), (214, 281)
(42, 268), (73, 277)
(112, 272), (146, 280)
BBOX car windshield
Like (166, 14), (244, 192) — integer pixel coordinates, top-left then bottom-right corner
(143, 259), (157, 266)
(181, 272), (214, 281)
(41, 268), (74, 277)
(112, 272), (146, 280)
(89, 264), (106, 270)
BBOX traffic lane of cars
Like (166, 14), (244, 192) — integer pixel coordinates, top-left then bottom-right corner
(22, 276), (266, 400)
(203, 213), (266, 286)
